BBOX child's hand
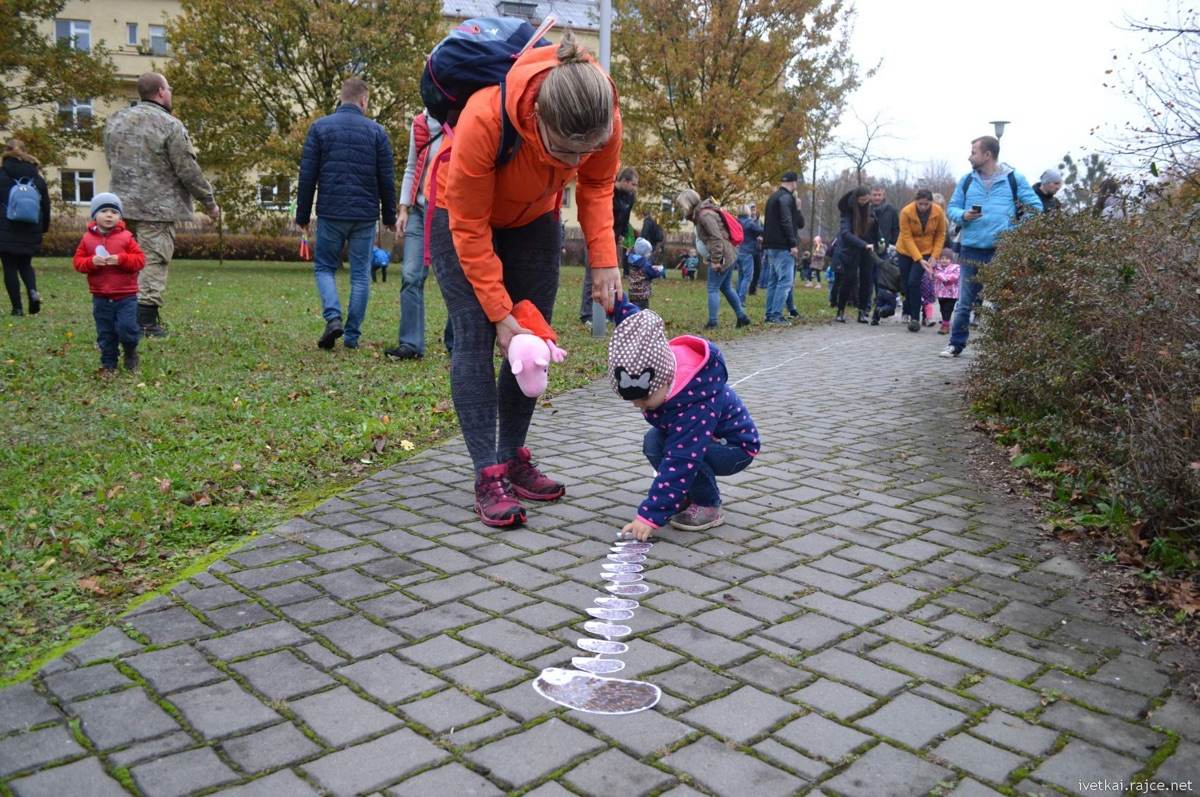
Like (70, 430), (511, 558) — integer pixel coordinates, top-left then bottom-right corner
(619, 518), (655, 542)
(92, 255), (106, 267)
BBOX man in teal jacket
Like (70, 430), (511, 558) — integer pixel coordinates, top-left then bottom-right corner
(941, 135), (1041, 357)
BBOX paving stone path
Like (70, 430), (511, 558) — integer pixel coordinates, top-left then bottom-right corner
(3, 322), (1199, 797)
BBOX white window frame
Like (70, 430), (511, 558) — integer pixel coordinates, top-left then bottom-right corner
(58, 98), (93, 129)
(148, 24), (168, 56)
(257, 176), (291, 210)
(126, 22), (138, 46)
(61, 170), (96, 205)
(55, 19), (91, 51)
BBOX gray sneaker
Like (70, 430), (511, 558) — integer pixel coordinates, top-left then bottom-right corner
(669, 504), (724, 531)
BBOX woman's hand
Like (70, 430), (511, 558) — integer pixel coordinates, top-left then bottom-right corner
(494, 314), (533, 353)
(619, 518), (655, 542)
(591, 266), (623, 312)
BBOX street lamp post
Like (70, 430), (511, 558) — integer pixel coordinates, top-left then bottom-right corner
(989, 120), (1010, 140)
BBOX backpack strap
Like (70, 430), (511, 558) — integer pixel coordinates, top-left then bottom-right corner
(1007, 171), (1022, 220)
(496, 81), (521, 167)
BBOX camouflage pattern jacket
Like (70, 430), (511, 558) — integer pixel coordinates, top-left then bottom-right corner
(104, 102), (215, 222)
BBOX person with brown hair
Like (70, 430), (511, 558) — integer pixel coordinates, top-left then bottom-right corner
(295, 77), (398, 350)
(0, 139), (51, 315)
(833, 186), (878, 324)
(429, 32), (623, 527)
(896, 188), (947, 331)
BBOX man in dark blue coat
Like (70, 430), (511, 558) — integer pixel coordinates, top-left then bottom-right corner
(296, 77), (398, 350)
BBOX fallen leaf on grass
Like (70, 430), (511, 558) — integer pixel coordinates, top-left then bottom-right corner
(372, 436), (386, 454)
(106, 484), (125, 499)
(77, 577), (107, 596)
(400, 440), (414, 451)
(432, 399), (452, 414)
(156, 478), (172, 493)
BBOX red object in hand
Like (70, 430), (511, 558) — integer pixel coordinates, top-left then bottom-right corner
(299, 237), (312, 261)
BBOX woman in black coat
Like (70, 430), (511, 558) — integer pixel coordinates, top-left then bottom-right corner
(0, 139), (52, 315)
(833, 186), (877, 324)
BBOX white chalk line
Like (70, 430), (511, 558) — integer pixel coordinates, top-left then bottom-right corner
(728, 333), (877, 389)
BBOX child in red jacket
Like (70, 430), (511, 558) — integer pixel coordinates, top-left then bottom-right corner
(73, 193), (146, 374)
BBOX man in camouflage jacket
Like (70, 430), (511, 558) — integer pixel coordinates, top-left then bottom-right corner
(104, 72), (219, 337)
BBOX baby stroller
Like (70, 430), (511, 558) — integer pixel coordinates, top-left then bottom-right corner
(870, 252), (901, 326)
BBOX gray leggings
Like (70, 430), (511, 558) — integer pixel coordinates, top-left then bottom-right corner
(429, 208), (561, 475)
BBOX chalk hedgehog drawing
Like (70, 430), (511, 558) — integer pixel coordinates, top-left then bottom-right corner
(532, 540), (662, 714)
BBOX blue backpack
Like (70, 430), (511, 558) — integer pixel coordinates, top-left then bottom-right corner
(419, 16), (553, 167)
(5, 178), (41, 225)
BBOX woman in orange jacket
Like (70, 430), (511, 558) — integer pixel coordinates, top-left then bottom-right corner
(896, 189), (946, 332)
(429, 33), (623, 527)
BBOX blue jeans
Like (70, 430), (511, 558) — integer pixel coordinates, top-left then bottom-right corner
(949, 246), (993, 350)
(763, 249), (795, 320)
(899, 254), (928, 320)
(398, 206), (427, 354)
(643, 427), (754, 507)
(735, 251), (755, 301)
(707, 264), (746, 324)
(314, 217), (375, 346)
(92, 295), (140, 368)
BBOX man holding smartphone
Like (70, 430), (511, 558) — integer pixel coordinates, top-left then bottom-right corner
(941, 135), (1042, 358)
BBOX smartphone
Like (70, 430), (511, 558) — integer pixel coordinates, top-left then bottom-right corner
(971, 205), (982, 214)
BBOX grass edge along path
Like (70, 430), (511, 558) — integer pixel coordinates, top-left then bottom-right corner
(0, 258), (836, 681)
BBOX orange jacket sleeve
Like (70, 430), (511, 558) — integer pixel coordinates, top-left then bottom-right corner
(896, 204), (922, 261)
(575, 106), (622, 271)
(445, 99), (509, 323)
(511, 300), (556, 342)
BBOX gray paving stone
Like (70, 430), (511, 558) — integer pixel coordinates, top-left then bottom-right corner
(972, 711), (1059, 756)
(661, 736), (805, 797)
(1149, 695), (1200, 742)
(728, 655), (812, 693)
(779, 564), (860, 596)
(106, 731), (194, 768)
(792, 678), (878, 719)
(852, 582), (928, 611)
(311, 615), (405, 658)
(204, 600), (276, 630)
(947, 778), (1007, 797)
(0, 724), (83, 777)
(179, 584), (248, 611)
(442, 652), (528, 693)
(302, 728), (446, 796)
(41, 662), (129, 702)
(775, 712), (873, 761)
(753, 737), (827, 780)
(468, 718), (605, 789)
(762, 613), (855, 649)
(336, 653), (445, 703)
(199, 620), (309, 660)
(1040, 701), (1165, 757)
(280, 596), (352, 624)
(656, 660), (736, 700)
(801, 648), (911, 696)
(935, 636), (1040, 681)
(354, 592), (425, 619)
(169, 679), (281, 739)
(856, 692), (968, 748)
(966, 675), (1042, 713)
(1032, 670), (1150, 720)
(692, 606), (763, 636)
(868, 642), (972, 687)
(798, 592), (888, 625)
(8, 757), (128, 797)
(1149, 740), (1200, 791)
(682, 685), (799, 742)
(1032, 739), (1142, 795)
(228, 541), (310, 567)
(401, 688), (493, 732)
(822, 743), (953, 797)
(932, 734), (1026, 783)
(568, 748), (678, 795)
(126, 644), (225, 695)
(875, 616), (946, 646)
(576, 709), (694, 757)
(70, 687), (180, 749)
(507, 601), (579, 630)
(390, 603), (488, 639)
(66, 625), (143, 664)
(289, 685), (401, 746)
(406, 572), (494, 604)
(398, 634), (479, 668)
(232, 652), (335, 703)
(387, 762), (503, 797)
(212, 769), (320, 797)
(219, 721), (321, 772)
(226, 560), (319, 589)
(653, 623), (756, 667)
(1092, 653), (1172, 697)
(131, 746), (238, 797)
(442, 715), (519, 748)
(456, 617), (559, 660)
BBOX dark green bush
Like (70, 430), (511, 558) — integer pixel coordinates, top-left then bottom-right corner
(970, 207), (1200, 550)
(38, 231), (306, 261)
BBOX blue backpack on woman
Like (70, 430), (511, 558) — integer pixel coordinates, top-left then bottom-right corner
(5, 178), (41, 224)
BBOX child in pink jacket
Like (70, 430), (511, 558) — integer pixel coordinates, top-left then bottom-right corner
(932, 250), (961, 335)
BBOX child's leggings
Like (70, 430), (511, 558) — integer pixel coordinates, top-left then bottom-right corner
(938, 297), (957, 322)
(643, 428), (753, 508)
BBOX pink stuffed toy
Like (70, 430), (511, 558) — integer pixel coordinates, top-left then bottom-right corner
(508, 300), (567, 398)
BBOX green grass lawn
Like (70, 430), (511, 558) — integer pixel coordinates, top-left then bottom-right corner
(0, 257), (835, 679)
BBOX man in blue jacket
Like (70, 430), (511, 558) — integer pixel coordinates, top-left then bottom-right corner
(941, 135), (1041, 358)
(296, 78), (398, 350)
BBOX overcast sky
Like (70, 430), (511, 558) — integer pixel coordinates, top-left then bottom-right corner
(824, 0), (1167, 182)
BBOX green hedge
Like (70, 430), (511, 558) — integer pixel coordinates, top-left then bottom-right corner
(969, 207), (1200, 558)
(38, 231), (310, 262)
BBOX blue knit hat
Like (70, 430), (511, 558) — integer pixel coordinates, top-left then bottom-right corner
(89, 192), (123, 218)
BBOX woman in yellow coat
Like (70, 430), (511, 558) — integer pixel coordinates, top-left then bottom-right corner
(896, 189), (946, 332)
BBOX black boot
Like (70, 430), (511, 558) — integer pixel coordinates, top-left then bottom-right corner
(123, 345), (139, 372)
(11, 305), (23, 316)
(870, 310), (880, 326)
(27, 290), (40, 315)
(317, 317), (344, 349)
(857, 311), (869, 324)
(139, 304), (168, 338)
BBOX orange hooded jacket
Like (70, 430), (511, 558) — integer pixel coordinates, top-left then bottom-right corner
(433, 44), (622, 323)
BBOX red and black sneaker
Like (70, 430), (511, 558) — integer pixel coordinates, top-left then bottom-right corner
(506, 447), (565, 502)
(474, 463), (526, 527)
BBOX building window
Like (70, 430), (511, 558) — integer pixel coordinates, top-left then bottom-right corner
(61, 170), (95, 204)
(496, 1), (538, 22)
(58, 98), (94, 130)
(126, 22), (138, 46)
(561, 186), (572, 208)
(258, 176), (291, 209)
(54, 19), (91, 52)
(148, 24), (168, 56)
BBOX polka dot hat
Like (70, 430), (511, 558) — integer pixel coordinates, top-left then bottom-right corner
(608, 309), (675, 401)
